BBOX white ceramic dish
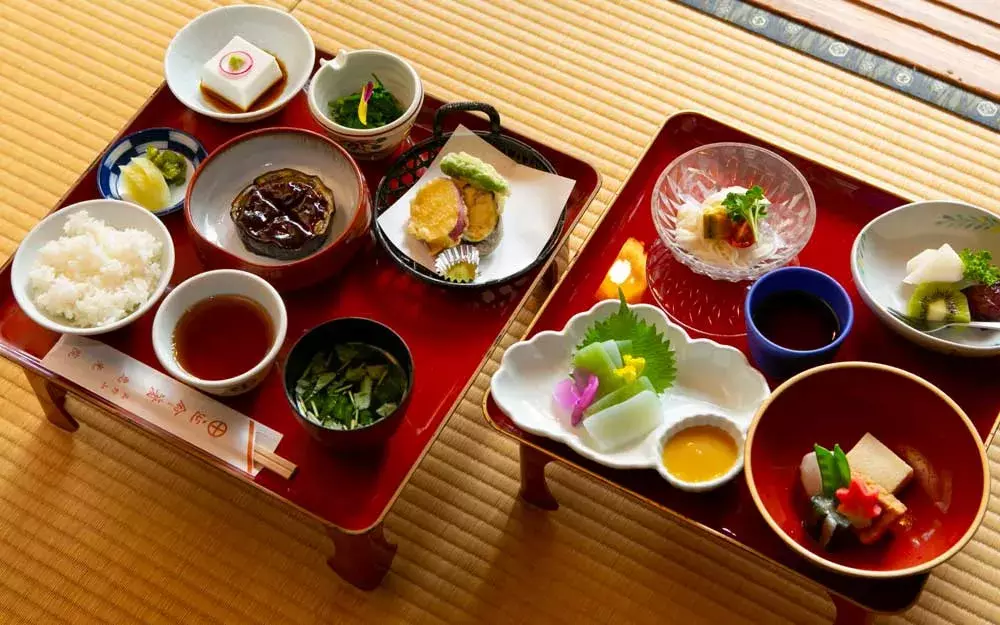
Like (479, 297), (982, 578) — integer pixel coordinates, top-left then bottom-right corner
(654, 414), (745, 492)
(164, 5), (315, 123)
(11, 199), (175, 336)
(185, 128), (366, 268)
(491, 299), (769, 472)
(152, 270), (287, 396)
(307, 49), (423, 160)
(851, 199), (1000, 357)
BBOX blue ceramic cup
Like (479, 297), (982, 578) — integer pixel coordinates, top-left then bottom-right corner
(744, 267), (854, 379)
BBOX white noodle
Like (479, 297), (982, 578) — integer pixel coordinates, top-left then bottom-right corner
(674, 186), (778, 269)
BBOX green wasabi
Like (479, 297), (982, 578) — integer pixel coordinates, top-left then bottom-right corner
(440, 152), (510, 195)
(145, 146), (187, 186)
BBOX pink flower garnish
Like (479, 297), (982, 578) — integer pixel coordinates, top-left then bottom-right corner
(554, 371), (599, 426)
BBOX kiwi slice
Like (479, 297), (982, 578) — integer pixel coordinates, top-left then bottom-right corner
(906, 282), (971, 323)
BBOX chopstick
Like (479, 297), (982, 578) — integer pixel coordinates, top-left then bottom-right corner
(254, 445), (297, 479)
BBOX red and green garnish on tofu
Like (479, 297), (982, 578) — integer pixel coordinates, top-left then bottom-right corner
(799, 435), (913, 549)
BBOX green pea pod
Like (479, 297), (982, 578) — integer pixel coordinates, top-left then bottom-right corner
(833, 444), (851, 489)
(814, 444), (851, 497)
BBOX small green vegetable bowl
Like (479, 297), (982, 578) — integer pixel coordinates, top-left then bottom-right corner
(306, 48), (423, 160)
(283, 317), (414, 451)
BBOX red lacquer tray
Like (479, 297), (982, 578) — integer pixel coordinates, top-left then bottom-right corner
(0, 69), (600, 534)
(484, 111), (1000, 614)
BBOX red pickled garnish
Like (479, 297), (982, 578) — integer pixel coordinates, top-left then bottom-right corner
(835, 477), (882, 520)
(727, 220), (756, 248)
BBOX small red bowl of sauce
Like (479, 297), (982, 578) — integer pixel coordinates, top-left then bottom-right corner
(152, 269), (288, 397)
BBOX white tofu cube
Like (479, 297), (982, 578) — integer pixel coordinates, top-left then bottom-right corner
(201, 36), (282, 111)
(847, 433), (914, 495)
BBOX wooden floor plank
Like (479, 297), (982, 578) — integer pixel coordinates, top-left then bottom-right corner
(746, 0), (1000, 99)
(853, 0), (1000, 57)
(931, 0), (1000, 28)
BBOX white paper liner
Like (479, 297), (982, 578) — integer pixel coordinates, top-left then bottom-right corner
(377, 126), (576, 283)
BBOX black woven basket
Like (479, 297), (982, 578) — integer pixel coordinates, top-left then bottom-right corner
(373, 102), (566, 289)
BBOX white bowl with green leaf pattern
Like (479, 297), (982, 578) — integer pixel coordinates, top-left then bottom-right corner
(851, 200), (1000, 357)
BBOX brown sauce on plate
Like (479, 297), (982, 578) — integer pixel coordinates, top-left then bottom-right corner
(174, 295), (274, 381)
(199, 56), (288, 114)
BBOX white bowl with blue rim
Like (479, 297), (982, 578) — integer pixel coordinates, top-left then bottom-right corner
(98, 127), (207, 217)
(851, 199), (1000, 357)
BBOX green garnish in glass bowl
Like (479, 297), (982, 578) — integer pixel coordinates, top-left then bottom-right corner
(328, 74), (404, 129)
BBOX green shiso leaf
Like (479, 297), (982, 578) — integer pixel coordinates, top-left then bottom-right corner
(576, 288), (676, 393)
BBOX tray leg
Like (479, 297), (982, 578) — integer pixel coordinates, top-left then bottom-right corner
(26, 370), (78, 432)
(326, 523), (397, 590)
(519, 443), (559, 510)
(543, 262), (560, 290)
(829, 592), (873, 625)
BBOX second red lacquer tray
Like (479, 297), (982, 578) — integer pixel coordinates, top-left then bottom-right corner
(484, 110), (1000, 616)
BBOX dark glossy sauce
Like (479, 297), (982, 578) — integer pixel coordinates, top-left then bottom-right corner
(199, 56), (288, 114)
(174, 295), (273, 381)
(752, 290), (840, 351)
(232, 169), (333, 251)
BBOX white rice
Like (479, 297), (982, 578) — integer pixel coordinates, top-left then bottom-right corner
(28, 210), (163, 328)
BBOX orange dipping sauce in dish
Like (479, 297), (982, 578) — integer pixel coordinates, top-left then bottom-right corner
(173, 295), (273, 381)
(662, 425), (739, 483)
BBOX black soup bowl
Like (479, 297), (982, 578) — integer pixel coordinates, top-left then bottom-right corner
(283, 317), (414, 451)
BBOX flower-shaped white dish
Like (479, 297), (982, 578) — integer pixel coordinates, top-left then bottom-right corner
(851, 200), (1000, 357)
(491, 300), (770, 470)
(164, 5), (315, 123)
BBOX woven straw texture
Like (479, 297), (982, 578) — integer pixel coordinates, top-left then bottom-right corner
(1, 0), (999, 623)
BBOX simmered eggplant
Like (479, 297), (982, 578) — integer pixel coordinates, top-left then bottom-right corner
(231, 168), (336, 260)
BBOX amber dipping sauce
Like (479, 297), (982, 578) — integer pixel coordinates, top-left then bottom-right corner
(174, 295), (274, 381)
(199, 57), (288, 114)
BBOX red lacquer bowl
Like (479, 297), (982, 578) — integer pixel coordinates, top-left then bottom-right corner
(185, 127), (372, 292)
(745, 362), (989, 578)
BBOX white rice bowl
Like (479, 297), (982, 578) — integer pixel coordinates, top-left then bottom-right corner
(28, 211), (163, 327)
(12, 199), (175, 336)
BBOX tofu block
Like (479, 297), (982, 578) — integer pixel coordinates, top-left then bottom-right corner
(201, 36), (282, 111)
(852, 472), (908, 545)
(847, 433), (913, 495)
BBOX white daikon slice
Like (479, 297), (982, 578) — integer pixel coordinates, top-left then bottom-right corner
(903, 244), (964, 284)
(582, 390), (662, 452)
(800, 452), (823, 497)
(905, 248), (936, 274)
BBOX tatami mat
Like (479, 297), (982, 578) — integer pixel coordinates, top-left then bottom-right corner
(1, 0), (999, 623)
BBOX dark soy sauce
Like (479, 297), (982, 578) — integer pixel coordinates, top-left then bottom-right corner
(753, 290), (840, 351)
